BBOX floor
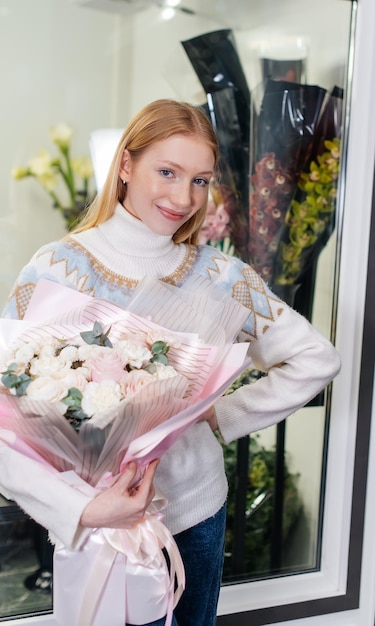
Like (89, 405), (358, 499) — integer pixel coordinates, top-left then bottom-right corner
(0, 519), (52, 621)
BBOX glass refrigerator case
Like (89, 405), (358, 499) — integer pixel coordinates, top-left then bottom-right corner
(1, 0), (374, 624)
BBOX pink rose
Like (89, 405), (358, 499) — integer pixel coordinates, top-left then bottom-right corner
(90, 350), (126, 383)
(120, 369), (153, 397)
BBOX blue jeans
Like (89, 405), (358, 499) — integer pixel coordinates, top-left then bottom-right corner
(127, 503), (226, 626)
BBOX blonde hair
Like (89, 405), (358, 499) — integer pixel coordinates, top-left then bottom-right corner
(72, 99), (220, 244)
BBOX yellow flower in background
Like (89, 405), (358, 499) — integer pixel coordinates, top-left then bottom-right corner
(37, 170), (60, 193)
(49, 123), (73, 150)
(12, 124), (95, 230)
(11, 167), (29, 180)
(27, 150), (55, 177)
(71, 156), (94, 180)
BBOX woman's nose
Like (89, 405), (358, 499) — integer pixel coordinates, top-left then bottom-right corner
(171, 181), (192, 208)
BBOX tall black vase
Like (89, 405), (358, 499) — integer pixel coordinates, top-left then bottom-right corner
(181, 29), (250, 146)
(182, 29), (251, 261)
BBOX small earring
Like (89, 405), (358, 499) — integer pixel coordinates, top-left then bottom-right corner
(122, 179), (126, 185)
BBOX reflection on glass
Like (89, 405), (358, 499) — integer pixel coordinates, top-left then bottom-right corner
(0, 497), (52, 618)
(1, 0), (353, 619)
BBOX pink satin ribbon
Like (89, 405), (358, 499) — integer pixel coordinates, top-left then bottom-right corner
(71, 519), (185, 626)
(53, 472), (185, 626)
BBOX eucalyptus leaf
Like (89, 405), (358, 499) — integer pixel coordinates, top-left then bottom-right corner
(80, 321), (113, 347)
(151, 353), (169, 365)
(1, 367), (32, 396)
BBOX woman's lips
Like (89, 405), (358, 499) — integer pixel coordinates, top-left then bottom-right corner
(157, 206), (187, 221)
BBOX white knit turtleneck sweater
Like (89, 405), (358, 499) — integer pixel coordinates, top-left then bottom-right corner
(74, 204), (187, 281)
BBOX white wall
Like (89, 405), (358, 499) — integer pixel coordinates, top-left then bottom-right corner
(0, 0), (132, 308)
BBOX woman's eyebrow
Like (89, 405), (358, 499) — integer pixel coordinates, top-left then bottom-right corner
(156, 159), (214, 176)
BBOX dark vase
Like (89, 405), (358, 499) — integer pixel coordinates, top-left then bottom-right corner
(182, 29), (251, 261)
(181, 29), (251, 145)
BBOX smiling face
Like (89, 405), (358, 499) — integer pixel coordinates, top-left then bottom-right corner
(119, 133), (215, 237)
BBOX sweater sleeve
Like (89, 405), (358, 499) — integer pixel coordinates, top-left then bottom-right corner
(214, 304), (341, 444)
(0, 438), (92, 548)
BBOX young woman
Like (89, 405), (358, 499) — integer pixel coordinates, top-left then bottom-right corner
(0, 99), (341, 626)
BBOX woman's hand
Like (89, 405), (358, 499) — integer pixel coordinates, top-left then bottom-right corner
(80, 459), (159, 529)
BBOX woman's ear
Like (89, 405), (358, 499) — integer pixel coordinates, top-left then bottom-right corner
(119, 149), (131, 183)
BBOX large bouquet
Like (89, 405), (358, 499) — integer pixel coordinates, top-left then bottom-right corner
(0, 276), (252, 626)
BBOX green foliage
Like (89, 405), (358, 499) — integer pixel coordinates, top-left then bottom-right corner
(223, 435), (303, 578)
(150, 341), (170, 366)
(61, 387), (88, 431)
(80, 321), (113, 347)
(275, 138), (341, 285)
(1, 363), (32, 396)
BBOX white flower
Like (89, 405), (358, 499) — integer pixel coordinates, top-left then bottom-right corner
(53, 369), (88, 393)
(152, 364), (178, 380)
(28, 150), (55, 177)
(116, 339), (152, 369)
(81, 380), (122, 415)
(49, 123), (73, 150)
(36, 170), (59, 192)
(57, 345), (80, 367)
(29, 354), (70, 377)
(37, 337), (61, 357)
(14, 343), (39, 364)
(77, 343), (106, 362)
(147, 330), (181, 349)
(120, 369), (154, 397)
(71, 157), (94, 180)
(26, 376), (68, 402)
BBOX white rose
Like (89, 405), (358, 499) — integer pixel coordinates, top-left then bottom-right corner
(29, 354), (69, 377)
(116, 340), (152, 369)
(53, 369), (88, 393)
(147, 331), (181, 349)
(26, 376), (68, 402)
(152, 364), (178, 380)
(81, 380), (122, 416)
(77, 343), (106, 362)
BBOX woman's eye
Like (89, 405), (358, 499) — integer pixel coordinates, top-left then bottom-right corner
(194, 178), (209, 187)
(160, 169), (173, 178)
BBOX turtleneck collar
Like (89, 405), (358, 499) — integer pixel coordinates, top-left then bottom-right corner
(70, 203), (189, 281)
(97, 203), (176, 258)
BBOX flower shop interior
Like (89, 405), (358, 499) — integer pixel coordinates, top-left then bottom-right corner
(1, 0), (375, 625)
